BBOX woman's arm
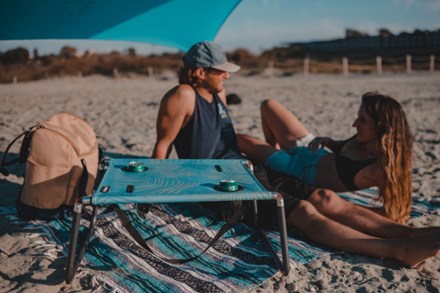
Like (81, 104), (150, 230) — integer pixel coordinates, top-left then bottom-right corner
(308, 136), (344, 153)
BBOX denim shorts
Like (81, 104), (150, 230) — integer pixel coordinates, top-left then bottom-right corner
(265, 146), (329, 185)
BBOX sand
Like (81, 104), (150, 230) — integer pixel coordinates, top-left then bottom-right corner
(1, 72), (439, 292)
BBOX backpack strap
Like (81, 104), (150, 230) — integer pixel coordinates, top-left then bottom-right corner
(78, 159), (89, 198)
(114, 203), (249, 264)
(0, 127), (37, 176)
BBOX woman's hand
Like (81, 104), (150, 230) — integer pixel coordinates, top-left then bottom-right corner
(308, 137), (332, 152)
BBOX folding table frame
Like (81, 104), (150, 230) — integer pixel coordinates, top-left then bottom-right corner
(65, 158), (290, 283)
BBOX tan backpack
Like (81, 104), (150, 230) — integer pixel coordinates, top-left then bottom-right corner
(1, 112), (99, 220)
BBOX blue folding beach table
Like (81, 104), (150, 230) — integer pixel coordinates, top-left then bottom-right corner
(65, 158), (290, 283)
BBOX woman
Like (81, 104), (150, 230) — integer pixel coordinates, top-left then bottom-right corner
(238, 92), (413, 224)
(237, 92), (440, 268)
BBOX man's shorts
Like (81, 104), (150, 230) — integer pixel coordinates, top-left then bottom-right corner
(252, 165), (316, 229)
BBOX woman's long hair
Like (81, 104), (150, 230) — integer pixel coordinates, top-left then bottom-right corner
(362, 92), (413, 223)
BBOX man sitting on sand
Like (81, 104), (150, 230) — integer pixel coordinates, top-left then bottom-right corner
(150, 40), (440, 268)
(151, 41), (241, 160)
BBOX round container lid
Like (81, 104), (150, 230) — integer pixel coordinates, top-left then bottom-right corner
(127, 161), (145, 172)
(219, 180), (238, 192)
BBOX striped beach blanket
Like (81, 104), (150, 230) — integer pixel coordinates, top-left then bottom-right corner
(0, 202), (328, 292)
(1, 189), (438, 292)
(338, 188), (440, 218)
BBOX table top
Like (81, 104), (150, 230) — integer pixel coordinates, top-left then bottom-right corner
(86, 158), (276, 205)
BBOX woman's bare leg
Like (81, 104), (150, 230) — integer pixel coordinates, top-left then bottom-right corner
(288, 200), (440, 268)
(260, 99), (309, 149)
(307, 188), (440, 239)
(236, 133), (277, 165)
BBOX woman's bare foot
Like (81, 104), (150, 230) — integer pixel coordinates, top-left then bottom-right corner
(397, 233), (440, 268)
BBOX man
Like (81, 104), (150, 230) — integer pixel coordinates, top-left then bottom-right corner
(151, 41), (241, 160)
(147, 41), (242, 219)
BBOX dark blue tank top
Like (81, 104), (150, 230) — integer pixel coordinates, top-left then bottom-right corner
(173, 90), (241, 159)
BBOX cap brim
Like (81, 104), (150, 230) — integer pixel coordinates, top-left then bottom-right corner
(212, 62), (241, 73)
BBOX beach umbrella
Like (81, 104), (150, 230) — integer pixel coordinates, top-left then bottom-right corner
(0, 0), (241, 51)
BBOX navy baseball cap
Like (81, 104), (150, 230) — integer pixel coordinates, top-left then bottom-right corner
(183, 41), (240, 72)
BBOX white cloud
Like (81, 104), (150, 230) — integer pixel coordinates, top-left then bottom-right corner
(427, 0), (440, 11)
(391, 0), (417, 9)
(217, 17), (346, 53)
(392, 0), (440, 12)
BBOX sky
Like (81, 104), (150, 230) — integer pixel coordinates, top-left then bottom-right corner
(1, 0), (439, 56)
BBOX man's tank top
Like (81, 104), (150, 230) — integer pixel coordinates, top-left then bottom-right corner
(173, 89), (241, 159)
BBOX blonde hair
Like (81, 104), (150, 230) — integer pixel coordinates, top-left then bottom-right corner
(362, 92), (413, 223)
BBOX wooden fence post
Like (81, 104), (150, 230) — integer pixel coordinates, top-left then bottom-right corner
(268, 60), (274, 69)
(342, 57), (349, 76)
(303, 56), (310, 76)
(113, 67), (120, 77)
(406, 54), (411, 73)
(147, 66), (154, 77)
(376, 56), (382, 74)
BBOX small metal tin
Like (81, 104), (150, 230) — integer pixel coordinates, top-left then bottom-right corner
(127, 161), (145, 172)
(219, 180), (238, 192)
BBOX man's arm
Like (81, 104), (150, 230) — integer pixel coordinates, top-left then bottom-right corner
(151, 85), (195, 159)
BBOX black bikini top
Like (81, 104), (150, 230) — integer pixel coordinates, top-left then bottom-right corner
(335, 136), (376, 190)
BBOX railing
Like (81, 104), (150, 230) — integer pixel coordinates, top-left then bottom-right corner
(270, 54), (438, 75)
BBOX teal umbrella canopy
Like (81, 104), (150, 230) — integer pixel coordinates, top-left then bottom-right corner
(0, 0), (241, 51)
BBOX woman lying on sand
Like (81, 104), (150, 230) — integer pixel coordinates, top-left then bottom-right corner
(238, 92), (440, 268)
